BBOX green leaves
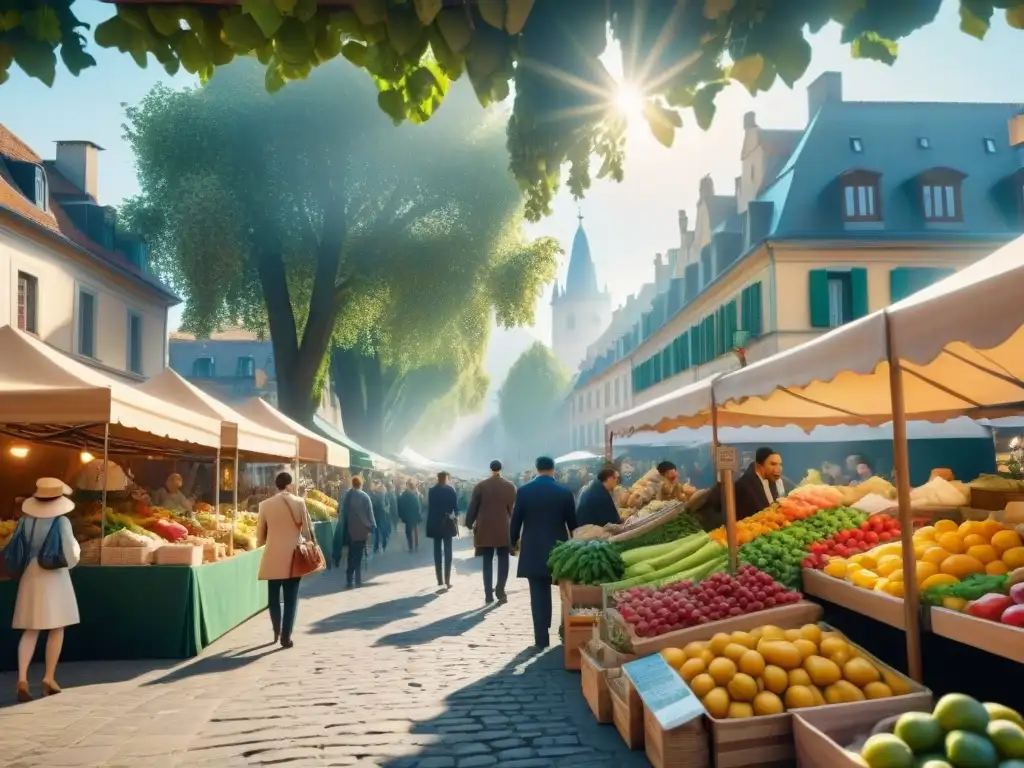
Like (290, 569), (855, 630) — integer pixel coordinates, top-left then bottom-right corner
(241, 0), (285, 38)
(11, 36), (56, 86)
(959, 2), (993, 39)
(642, 101), (682, 148)
(850, 31), (898, 64)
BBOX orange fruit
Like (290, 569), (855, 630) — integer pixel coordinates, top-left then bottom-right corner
(708, 657), (737, 686)
(788, 668), (812, 687)
(709, 633), (733, 656)
(723, 643), (750, 663)
(660, 648), (686, 668)
(963, 533), (988, 549)
(689, 673), (716, 698)
(986, 560), (1010, 575)
(761, 665), (788, 695)
(921, 547), (951, 566)
(937, 532), (965, 554)
(992, 530), (1023, 553)
(752, 691), (784, 716)
(679, 658), (706, 682)
(738, 650), (766, 677)
(727, 702), (754, 719)
(703, 687), (731, 719)
(784, 685), (816, 710)
(727, 673), (758, 702)
(966, 544), (998, 564)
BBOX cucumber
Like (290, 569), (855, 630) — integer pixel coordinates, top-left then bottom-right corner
(619, 534), (702, 567)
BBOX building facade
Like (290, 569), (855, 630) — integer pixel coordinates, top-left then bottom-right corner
(568, 72), (1024, 451)
(169, 328), (344, 426)
(551, 214), (612, 374)
(0, 126), (178, 379)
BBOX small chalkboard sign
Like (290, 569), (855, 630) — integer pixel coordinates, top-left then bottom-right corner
(622, 654), (706, 729)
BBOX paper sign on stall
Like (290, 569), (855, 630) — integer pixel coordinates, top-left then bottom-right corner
(622, 654), (705, 729)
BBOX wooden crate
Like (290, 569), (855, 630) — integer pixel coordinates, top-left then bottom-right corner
(564, 620), (595, 671)
(581, 649), (613, 723)
(801, 570), (907, 630)
(969, 487), (1024, 511)
(793, 695), (933, 767)
(629, 601), (823, 656)
(609, 672), (644, 750)
(928, 606), (1024, 664)
(559, 580), (604, 613)
(154, 545), (203, 566)
(100, 547), (151, 566)
(643, 706), (710, 768)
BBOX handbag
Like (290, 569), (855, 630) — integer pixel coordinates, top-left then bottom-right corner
(284, 496), (325, 578)
(37, 519), (68, 570)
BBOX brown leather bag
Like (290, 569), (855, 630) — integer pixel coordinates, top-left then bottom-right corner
(284, 496), (324, 578)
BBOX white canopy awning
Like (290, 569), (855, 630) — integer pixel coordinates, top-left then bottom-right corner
(554, 450), (602, 464)
(606, 375), (716, 437)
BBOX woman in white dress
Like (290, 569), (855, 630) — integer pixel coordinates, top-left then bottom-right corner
(11, 478), (81, 702)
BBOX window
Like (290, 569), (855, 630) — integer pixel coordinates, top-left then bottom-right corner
(587, 390), (592, 409)
(840, 170), (881, 222)
(16, 272), (37, 334)
(918, 168), (965, 222)
(827, 273), (852, 328)
(192, 357), (215, 378)
(578, 394), (584, 414)
(77, 288), (96, 358)
(236, 356), (255, 377)
(984, 138), (997, 154)
(33, 167), (47, 211)
(614, 377), (620, 407)
(604, 381), (611, 407)
(850, 137), (863, 153)
(566, 314), (575, 330)
(595, 389), (601, 409)
(917, 137), (930, 149)
(127, 311), (142, 375)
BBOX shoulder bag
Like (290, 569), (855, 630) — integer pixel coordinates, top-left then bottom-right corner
(38, 518), (68, 570)
(283, 496), (325, 578)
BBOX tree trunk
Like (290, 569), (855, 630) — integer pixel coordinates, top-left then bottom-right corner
(330, 349), (388, 452)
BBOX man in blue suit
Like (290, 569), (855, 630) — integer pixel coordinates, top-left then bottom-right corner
(509, 456), (578, 649)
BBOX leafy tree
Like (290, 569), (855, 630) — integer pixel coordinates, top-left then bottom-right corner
(121, 60), (559, 445)
(9, 1), (1024, 219)
(498, 341), (570, 459)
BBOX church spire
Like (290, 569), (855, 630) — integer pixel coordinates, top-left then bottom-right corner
(564, 209), (599, 299)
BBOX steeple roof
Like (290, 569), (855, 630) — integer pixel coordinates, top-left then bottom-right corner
(563, 212), (600, 299)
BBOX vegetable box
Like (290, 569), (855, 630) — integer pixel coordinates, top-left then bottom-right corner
(643, 706), (709, 768)
(927, 606), (1024, 663)
(801, 569), (908, 630)
(609, 672), (645, 750)
(581, 649), (613, 723)
(792, 695), (932, 768)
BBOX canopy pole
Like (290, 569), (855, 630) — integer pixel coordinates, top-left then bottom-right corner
(214, 447), (221, 509)
(711, 393), (738, 574)
(605, 428), (613, 463)
(99, 423), (110, 552)
(886, 315), (924, 683)
(230, 450), (239, 557)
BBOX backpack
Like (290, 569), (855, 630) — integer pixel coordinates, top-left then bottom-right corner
(0, 518), (32, 579)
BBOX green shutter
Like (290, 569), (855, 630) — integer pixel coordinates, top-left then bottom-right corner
(808, 269), (831, 328)
(715, 306), (726, 357)
(850, 267), (869, 319)
(889, 268), (912, 303)
(743, 282), (763, 337)
(662, 347), (672, 379)
(890, 267), (956, 303)
(725, 299), (738, 350)
(690, 323), (702, 365)
(678, 331), (690, 370)
(704, 316), (716, 361)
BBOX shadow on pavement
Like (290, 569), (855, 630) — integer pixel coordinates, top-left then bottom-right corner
(308, 592), (440, 634)
(375, 603), (498, 648)
(142, 643), (280, 686)
(0, 657), (178, 708)
(378, 644), (649, 768)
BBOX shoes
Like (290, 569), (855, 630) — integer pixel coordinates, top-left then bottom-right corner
(485, 595), (494, 605)
(496, 588), (508, 604)
(280, 638), (294, 649)
(273, 630), (280, 644)
(15, 682), (31, 703)
(533, 639), (550, 650)
(42, 681), (61, 697)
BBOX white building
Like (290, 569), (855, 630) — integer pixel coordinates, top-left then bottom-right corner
(0, 125), (178, 378)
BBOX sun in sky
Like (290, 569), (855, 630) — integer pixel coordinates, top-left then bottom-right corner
(612, 81), (647, 123)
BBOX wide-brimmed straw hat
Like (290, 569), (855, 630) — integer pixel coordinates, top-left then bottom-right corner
(22, 477), (75, 519)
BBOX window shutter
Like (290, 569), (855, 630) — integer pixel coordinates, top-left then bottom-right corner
(889, 267), (911, 303)
(715, 306), (726, 357)
(743, 282), (763, 337)
(725, 300), (738, 350)
(678, 331), (690, 370)
(690, 323), (702, 365)
(808, 269), (831, 328)
(662, 346), (673, 379)
(850, 268), (869, 319)
(705, 316), (716, 361)
(891, 267), (955, 303)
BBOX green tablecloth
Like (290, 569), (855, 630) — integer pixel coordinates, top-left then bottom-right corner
(312, 520), (337, 569)
(0, 548), (267, 670)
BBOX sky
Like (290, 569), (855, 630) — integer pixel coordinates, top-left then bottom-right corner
(0, 3), (1019, 402)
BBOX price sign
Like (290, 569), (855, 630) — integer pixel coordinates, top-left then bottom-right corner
(716, 445), (739, 472)
(622, 655), (705, 729)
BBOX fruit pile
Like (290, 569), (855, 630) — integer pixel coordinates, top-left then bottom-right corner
(547, 540), (625, 586)
(662, 623), (910, 720)
(802, 514), (902, 569)
(709, 485), (844, 546)
(855, 693), (1024, 768)
(739, 507), (868, 589)
(822, 517), (1024, 599)
(613, 565), (801, 638)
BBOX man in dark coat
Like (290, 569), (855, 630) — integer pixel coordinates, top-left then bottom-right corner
(576, 466), (621, 528)
(369, 480), (389, 554)
(734, 446), (795, 520)
(509, 456), (578, 649)
(397, 479), (422, 552)
(426, 471), (459, 589)
(465, 460), (517, 605)
(333, 476), (375, 588)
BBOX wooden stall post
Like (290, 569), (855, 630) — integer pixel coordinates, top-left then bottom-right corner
(885, 314), (924, 683)
(605, 428), (613, 463)
(214, 447), (221, 507)
(711, 393), (739, 574)
(99, 423), (109, 551)
(230, 449), (239, 557)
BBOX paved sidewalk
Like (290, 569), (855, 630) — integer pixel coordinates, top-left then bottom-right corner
(0, 541), (649, 768)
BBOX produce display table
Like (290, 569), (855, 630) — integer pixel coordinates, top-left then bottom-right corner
(0, 549), (267, 670)
(312, 520), (337, 569)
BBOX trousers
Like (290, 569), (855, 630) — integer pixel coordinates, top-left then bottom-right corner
(527, 577), (553, 646)
(267, 577), (300, 640)
(404, 523), (419, 551)
(346, 540), (366, 586)
(433, 536), (453, 586)
(479, 546), (509, 600)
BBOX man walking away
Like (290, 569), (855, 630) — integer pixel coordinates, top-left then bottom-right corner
(426, 471), (459, 590)
(576, 466), (621, 528)
(510, 456), (578, 649)
(385, 482), (399, 535)
(397, 479), (422, 552)
(337, 476), (374, 589)
(370, 480), (389, 554)
(465, 460), (517, 605)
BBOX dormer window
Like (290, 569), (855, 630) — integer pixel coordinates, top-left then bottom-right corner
(917, 137), (930, 149)
(33, 167), (47, 211)
(984, 138), (997, 154)
(850, 137), (863, 153)
(918, 168), (966, 223)
(840, 169), (882, 222)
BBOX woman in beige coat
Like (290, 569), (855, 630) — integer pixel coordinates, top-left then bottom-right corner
(257, 472), (313, 649)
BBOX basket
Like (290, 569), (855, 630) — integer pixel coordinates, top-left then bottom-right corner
(969, 488), (1024, 511)
(153, 545), (203, 566)
(100, 546), (151, 566)
(79, 540), (101, 565)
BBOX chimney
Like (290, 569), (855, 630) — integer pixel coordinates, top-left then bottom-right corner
(1010, 112), (1024, 158)
(699, 175), (715, 201)
(807, 72), (842, 119)
(54, 140), (104, 202)
(743, 111), (757, 129)
(678, 209), (688, 237)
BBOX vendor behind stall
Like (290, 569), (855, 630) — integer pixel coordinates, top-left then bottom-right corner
(576, 467), (620, 527)
(151, 473), (194, 516)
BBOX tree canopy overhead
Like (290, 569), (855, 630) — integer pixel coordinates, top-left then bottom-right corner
(8, 1), (1023, 221)
(121, 60), (559, 449)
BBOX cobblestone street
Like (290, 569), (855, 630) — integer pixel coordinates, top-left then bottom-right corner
(0, 541), (649, 768)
